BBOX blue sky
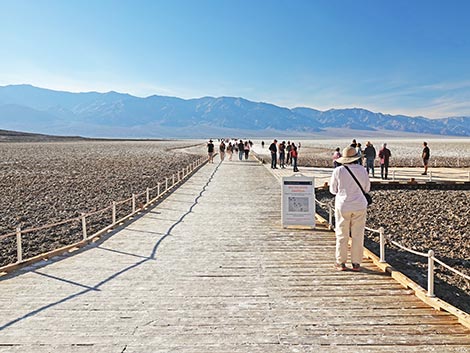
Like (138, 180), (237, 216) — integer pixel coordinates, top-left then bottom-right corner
(1, 0), (470, 118)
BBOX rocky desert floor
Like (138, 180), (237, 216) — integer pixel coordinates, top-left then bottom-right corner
(0, 140), (205, 266)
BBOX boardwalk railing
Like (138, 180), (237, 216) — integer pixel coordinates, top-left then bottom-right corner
(315, 197), (470, 299)
(0, 157), (207, 273)
(388, 169), (470, 182)
(364, 226), (470, 297)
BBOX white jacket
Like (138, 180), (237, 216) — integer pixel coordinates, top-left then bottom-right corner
(329, 164), (371, 212)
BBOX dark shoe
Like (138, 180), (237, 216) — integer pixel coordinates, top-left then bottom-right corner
(335, 263), (347, 271)
(421, 172), (427, 175)
(352, 263), (361, 272)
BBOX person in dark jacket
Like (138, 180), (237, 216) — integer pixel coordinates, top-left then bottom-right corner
(378, 143), (391, 180)
(207, 139), (215, 163)
(238, 140), (244, 161)
(363, 141), (377, 177)
(422, 141), (430, 175)
(269, 139), (278, 169)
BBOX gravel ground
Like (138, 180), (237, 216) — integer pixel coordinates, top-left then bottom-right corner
(316, 188), (470, 314)
(0, 140), (205, 266)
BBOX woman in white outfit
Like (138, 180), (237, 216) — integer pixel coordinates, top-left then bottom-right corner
(329, 146), (371, 272)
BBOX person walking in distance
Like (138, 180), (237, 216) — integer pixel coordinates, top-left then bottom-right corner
(286, 141), (292, 165)
(269, 139), (278, 169)
(422, 141), (430, 175)
(238, 140), (244, 161)
(244, 141), (250, 160)
(227, 142), (233, 161)
(329, 146), (371, 272)
(378, 143), (391, 180)
(279, 141), (286, 168)
(207, 139), (215, 163)
(356, 143), (363, 166)
(219, 140), (226, 161)
(332, 147), (341, 168)
(364, 141), (376, 177)
(291, 142), (299, 172)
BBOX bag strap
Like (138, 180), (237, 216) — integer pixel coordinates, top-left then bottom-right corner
(343, 165), (366, 196)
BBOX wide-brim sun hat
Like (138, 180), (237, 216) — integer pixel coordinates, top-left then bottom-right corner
(336, 146), (360, 164)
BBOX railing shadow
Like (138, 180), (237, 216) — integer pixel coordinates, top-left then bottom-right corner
(0, 162), (221, 331)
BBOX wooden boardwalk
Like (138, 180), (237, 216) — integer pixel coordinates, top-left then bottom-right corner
(0, 157), (469, 352)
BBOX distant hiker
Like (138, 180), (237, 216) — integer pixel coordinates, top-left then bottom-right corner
(356, 143), (363, 166)
(291, 143), (299, 172)
(244, 141), (250, 160)
(329, 146), (370, 272)
(333, 147), (341, 168)
(219, 140), (226, 161)
(364, 141), (377, 177)
(238, 140), (244, 161)
(279, 141), (286, 168)
(227, 142), (233, 160)
(207, 139), (215, 163)
(261, 141), (265, 148)
(378, 143), (391, 180)
(350, 139), (357, 148)
(269, 139), (278, 169)
(422, 142), (430, 175)
(286, 141), (292, 165)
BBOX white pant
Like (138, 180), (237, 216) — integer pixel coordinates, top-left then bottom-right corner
(335, 208), (367, 265)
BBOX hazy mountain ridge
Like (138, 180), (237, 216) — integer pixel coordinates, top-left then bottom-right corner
(0, 84), (469, 138)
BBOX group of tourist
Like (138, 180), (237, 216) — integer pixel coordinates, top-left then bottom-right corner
(333, 139), (430, 179)
(268, 139), (300, 172)
(207, 138), (254, 163)
(208, 137), (432, 273)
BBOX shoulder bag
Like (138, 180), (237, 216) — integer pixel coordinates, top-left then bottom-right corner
(343, 165), (373, 206)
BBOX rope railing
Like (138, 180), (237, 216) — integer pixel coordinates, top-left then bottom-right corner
(0, 156), (207, 270)
(364, 224), (470, 297)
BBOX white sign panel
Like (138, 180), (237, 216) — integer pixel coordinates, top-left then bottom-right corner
(282, 175), (315, 228)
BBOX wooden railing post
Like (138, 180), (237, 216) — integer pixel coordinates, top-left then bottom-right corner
(379, 227), (386, 263)
(157, 182), (161, 197)
(112, 201), (116, 224)
(427, 250), (435, 297)
(172, 174), (175, 186)
(328, 205), (333, 230)
(132, 193), (136, 213)
(16, 226), (22, 263)
(81, 214), (87, 240)
(146, 187), (150, 204)
(165, 178), (168, 191)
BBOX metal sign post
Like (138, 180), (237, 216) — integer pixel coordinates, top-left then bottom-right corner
(281, 174), (315, 229)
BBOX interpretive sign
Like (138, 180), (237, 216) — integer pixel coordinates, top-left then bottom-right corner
(281, 175), (315, 228)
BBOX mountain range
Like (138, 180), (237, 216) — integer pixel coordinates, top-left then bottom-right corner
(0, 84), (469, 138)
